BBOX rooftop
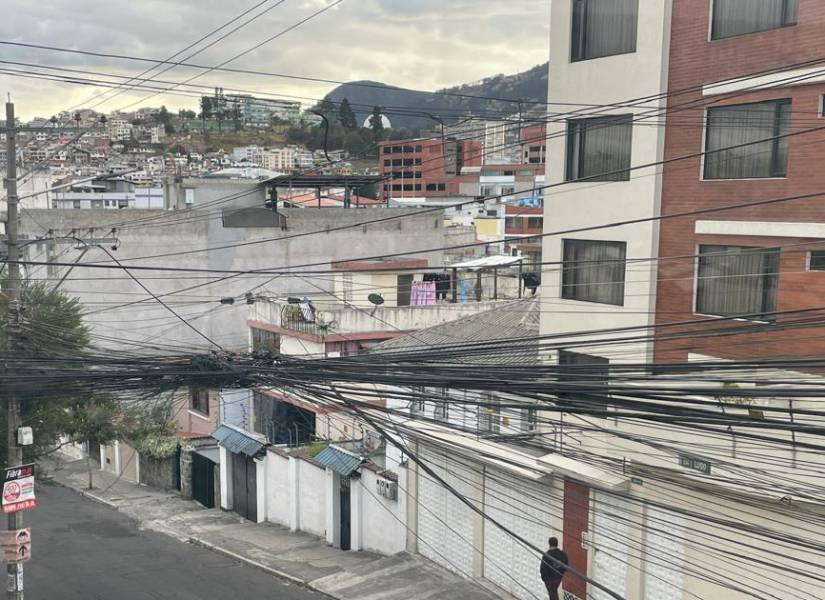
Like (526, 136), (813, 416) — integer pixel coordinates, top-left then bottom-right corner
(264, 174), (386, 188)
(331, 258), (429, 272)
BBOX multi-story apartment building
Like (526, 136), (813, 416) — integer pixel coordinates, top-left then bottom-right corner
(378, 138), (483, 201)
(533, 3), (825, 600)
(224, 94), (302, 125)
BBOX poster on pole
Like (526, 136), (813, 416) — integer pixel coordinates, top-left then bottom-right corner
(2, 465), (36, 514)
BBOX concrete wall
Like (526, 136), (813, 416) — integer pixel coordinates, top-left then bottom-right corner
(359, 468), (407, 556)
(297, 458), (327, 537)
(19, 181), (447, 353)
(139, 453), (178, 490)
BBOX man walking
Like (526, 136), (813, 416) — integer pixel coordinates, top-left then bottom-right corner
(540, 536), (569, 600)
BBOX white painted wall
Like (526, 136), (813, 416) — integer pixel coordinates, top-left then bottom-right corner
(359, 468), (408, 556)
(265, 451), (292, 526)
(297, 459), (327, 537)
(541, 0), (673, 364)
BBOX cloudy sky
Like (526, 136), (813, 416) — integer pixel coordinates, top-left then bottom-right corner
(0, 0), (550, 120)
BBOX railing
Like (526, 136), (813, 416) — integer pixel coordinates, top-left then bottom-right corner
(280, 304), (328, 337)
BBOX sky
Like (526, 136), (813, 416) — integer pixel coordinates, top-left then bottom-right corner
(0, 0), (550, 120)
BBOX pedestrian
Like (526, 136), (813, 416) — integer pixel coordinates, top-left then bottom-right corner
(539, 536), (569, 600)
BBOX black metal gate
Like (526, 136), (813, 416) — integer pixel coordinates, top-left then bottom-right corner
(173, 445), (182, 491)
(192, 453), (215, 509)
(231, 452), (257, 521)
(339, 477), (351, 551)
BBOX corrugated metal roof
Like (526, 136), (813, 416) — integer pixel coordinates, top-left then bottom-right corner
(212, 425), (265, 457)
(371, 298), (540, 364)
(315, 445), (363, 476)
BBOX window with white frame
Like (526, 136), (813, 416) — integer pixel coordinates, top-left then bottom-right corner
(557, 350), (610, 408)
(704, 99), (791, 180)
(696, 245), (780, 320)
(477, 393), (500, 434)
(711, 0), (797, 40)
(566, 115), (633, 182)
(562, 239), (627, 306)
(571, 0), (638, 62)
(809, 250), (825, 271)
(433, 388), (449, 422)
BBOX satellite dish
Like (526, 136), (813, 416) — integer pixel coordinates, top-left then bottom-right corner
(368, 293), (385, 306)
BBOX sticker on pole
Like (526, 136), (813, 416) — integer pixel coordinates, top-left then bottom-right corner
(0, 530), (30, 564)
(2, 465), (35, 514)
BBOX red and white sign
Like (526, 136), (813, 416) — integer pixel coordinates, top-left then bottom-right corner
(2, 465), (35, 514)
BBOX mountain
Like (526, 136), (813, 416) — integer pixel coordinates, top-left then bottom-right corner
(320, 63), (548, 130)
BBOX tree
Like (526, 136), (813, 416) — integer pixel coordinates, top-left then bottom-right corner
(179, 108), (196, 119)
(199, 96), (213, 135)
(338, 98), (358, 130)
(231, 105), (243, 132)
(156, 105), (171, 126)
(369, 106), (386, 150)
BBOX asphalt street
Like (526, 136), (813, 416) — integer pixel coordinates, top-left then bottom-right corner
(25, 484), (325, 599)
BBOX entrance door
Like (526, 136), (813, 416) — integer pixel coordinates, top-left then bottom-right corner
(192, 453), (216, 509)
(339, 477), (351, 551)
(397, 274), (413, 306)
(231, 452), (257, 521)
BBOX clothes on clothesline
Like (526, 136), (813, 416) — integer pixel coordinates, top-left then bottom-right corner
(423, 272), (451, 300)
(299, 297), (316, 322)
(410, 281), (436, 306)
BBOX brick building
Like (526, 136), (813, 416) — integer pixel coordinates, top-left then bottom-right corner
(655, 0), (825, 363)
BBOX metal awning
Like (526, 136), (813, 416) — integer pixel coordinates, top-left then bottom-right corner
(263, 175), (386, 188)
(315, 445), (363, 476)
(451, 255), (524, 270)
(212, 425), (266, 457)
(193, 445), (220, 463)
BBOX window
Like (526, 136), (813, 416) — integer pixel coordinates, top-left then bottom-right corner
(415, 145), (422, 152)
(562, 239), (627, 305)
(433, 388), (449, 422)
(402, 158), (414, 166)
(190, 387), (210, 415)
(414, 158), (422, 165)
(403, 184), (414, 191)
(477, 394), (500, 434)
(403, 145), (415, 153)
(392, 145), (402, 153)
(341, 272), (353, 303)
(530, 146), (542, 152)
(383, 147), (391, 155)
(566, 115), (633, 181)
(505, 217), (521, 229)
(426, 183), (438, 192)
(384, 159), (391, 167)
(391, 159), (403, 167)
(437, 183), (446, 191)
(696, 245), (779, 320)
(711, 0), (797, 40)
(251, 327), (279, 353)
(571, 0), (638, 62)
(527, 217), (543, 229)
(409, 387), (426, 416)
(809, 250), (825, 271)
(557, 350), (610, 408)
(704, 100), (790, 180)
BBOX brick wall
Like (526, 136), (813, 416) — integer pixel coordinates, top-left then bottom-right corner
(655, 0), (825, 363)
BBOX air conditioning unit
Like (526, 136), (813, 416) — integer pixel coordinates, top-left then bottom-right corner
(376, 478), (398, 501)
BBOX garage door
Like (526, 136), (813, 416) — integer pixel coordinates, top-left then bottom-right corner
(483, 468), (555, 600)
(643, 506), (685, 600)
(590, 493), (631, 600)
(417, 448), (475, 578)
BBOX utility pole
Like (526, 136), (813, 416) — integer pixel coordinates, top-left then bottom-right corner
(4, 100), (24, 600)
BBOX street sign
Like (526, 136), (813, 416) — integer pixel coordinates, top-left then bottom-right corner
(2, 465), (36, 514)
(0, 529), (31, 564)
(678, 454), (712, 475)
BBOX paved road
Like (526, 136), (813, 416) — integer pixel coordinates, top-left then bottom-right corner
(26, 484), (324, 599)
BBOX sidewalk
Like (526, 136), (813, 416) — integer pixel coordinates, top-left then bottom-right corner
(40, 455), (504, 600)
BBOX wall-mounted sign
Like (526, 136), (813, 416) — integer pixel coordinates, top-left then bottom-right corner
(678, 455), (711, 475)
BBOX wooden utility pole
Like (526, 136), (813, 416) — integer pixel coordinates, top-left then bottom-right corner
(4, 100), (24, 600)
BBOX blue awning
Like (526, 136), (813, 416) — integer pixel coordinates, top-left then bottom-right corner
(212, 425), (265, 457)
(315, 445), (363, 477)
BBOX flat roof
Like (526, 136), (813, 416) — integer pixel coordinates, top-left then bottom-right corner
(263, 174), (386, 188)
(332, 258), (429, 271)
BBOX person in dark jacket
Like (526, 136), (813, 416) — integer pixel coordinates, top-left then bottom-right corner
(539, 537), (569, 600)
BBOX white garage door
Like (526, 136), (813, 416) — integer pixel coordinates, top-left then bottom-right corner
(590, 493), (631, 600)
(417, 448), (476, 578)
(643, 505), (685, 600)
(483, 468), (554, 600)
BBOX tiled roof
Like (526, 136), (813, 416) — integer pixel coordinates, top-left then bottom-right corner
(371, 298), (540, 364)
(212, 425), (266, 457)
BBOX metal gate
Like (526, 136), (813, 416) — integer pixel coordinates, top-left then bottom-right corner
(340, 477), (351, 551)
(231, 452), (257, 521)
(417, 448), (475, 578)
(643, 506), (685, 600)
(483, 469), (554, 600)
(192, 453), (216, 509)
(590, 493), (630, 600)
